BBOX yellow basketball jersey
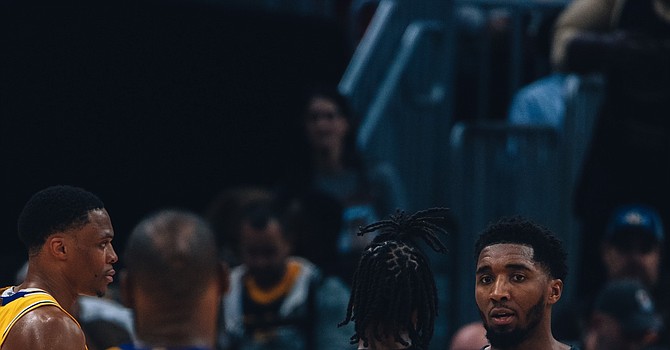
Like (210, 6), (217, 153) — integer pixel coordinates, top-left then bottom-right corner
(0, 286), (85, 348)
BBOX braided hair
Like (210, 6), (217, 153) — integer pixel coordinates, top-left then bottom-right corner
(339, 208), (449, 349)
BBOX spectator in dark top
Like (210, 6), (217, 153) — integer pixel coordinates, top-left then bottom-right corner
(554, 204), (668, 348)
(282, 189), (344, 278)
(220, 199), (352, 350)
(283, 85), (406, 284)
(552, 0), (670, 299)
(205, 186), (275, 267)
(582, 279), (665, 350)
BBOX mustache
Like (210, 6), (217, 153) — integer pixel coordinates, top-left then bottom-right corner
(490, 300), (512, 309)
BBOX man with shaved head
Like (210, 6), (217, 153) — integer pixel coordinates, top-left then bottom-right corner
(116, 209), (229, 350)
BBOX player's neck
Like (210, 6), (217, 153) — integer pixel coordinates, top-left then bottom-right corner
(135, 286), (219, 348)
(135, 317), (215, 349)
(18, 260), (79, 312)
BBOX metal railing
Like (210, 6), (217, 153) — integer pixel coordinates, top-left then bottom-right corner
(340, 0), (403, 119)
(448, 73), (605, 327)
(339, 0), (573, 212)
(453, 0), (570, 120)
(340, 0), (456, 211)
(337, 0), (605, 336)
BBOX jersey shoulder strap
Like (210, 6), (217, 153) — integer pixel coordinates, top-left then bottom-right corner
(0, 287), (83, 346)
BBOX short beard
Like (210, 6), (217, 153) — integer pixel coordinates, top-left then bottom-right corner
(482, 295), (545, 349)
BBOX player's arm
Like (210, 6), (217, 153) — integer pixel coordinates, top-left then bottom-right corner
(1, 305), (87, 350)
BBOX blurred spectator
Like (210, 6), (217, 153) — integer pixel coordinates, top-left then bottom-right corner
(507, 72), (567, 130)
(582, 279), (665, 350)
(206, 186), (345, 287)
(552, 0), (670, 299)
(601, 204), (664, 290)
(507, 9), (567, 130)
(282, 85), (406, 284)
(554, 204), (668, 347)
(449, 322), (488, 350)
(118, 210), (228, 349)
(205, 186), (275, 267)
(599, 205), (669, 348)
(456, 4), (562, 121)
(282, 190), (344, 278)
(220, 199), (351, 349)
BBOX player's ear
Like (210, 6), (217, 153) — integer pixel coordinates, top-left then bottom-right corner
(47, 234), (68, 260)
(547, 279), (563, 304)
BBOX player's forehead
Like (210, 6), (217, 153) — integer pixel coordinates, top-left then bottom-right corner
(476, 243), (535, 271)
(77, 208), (114, 239)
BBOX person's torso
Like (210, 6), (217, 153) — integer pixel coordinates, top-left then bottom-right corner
(224, 259), (320, 350)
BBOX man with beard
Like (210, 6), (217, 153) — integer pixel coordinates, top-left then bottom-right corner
(582, 279), (664, 350)
(600, 204), (664, 293)
(473, 216), (576, 350)
(220, 199), (352, 349)
(554, 204), (667, 345)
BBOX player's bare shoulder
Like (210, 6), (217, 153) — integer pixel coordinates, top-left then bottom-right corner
(2, 305), (86, 350)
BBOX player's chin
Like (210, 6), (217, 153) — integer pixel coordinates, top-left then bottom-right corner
(94, 282), (110, 297)
(95, 287), (108, 298)
(79, 288), (107, 298)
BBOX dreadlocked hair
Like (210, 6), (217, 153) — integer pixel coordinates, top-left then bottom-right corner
(339, 208), (449, 350)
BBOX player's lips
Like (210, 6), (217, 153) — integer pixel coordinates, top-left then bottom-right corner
(489, 307), (516, 326)
(105, 269), (115, 283)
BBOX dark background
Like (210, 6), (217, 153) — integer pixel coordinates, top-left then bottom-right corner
(0, 0), (351, 285)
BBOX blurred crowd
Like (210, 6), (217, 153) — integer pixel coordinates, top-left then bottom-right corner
(2, 0), (670, 349)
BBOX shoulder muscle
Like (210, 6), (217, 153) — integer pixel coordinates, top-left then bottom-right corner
(2, 305), (86, 350)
